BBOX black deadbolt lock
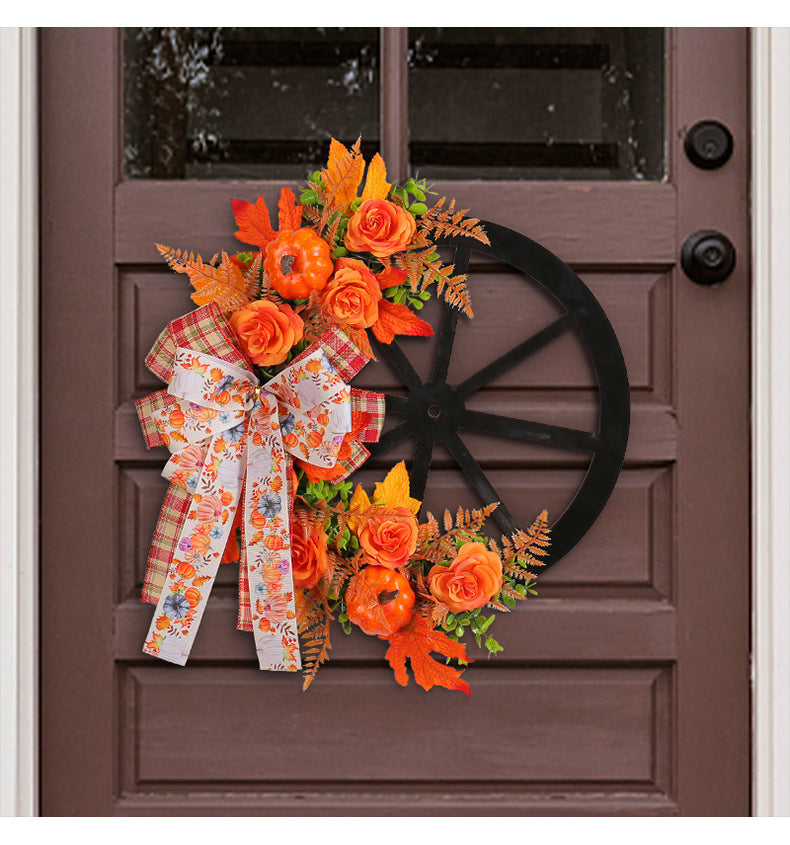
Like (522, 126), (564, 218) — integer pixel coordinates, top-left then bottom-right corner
(681, 230), (736, 286)
(684, 120), (733, 170)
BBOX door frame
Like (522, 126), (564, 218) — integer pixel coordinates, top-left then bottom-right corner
(0, 25), (38, 818)
(1, 25), (787, 816)
(751, 25), (790, 819)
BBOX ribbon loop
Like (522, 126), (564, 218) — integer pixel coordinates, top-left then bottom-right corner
(142, 341), (356, 671)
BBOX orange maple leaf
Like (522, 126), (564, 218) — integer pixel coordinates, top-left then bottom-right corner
(277, 187), (303, 231)
(382, 613), (471, 695)
(360, 152), (391, 201)
(371, 299), (434, 344)
(232, 187), (304, 250)
(231, 196), (276, 249)
(373, 460), (421, 514)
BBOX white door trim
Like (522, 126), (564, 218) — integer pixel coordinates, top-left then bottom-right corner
(0, 26), (39, 817)
(752, 25), (790, 818)
(0, 26), (787, 817)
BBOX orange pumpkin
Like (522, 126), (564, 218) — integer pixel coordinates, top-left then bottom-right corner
(169, 407), (185, 429)
(263, 227), (333, 299)
(175, 560), (196, 580)
(265, 534), (284, 551)
(307, 430), (323, 448)
(345, 565), (415, 636)
(184, 587), (201, 607)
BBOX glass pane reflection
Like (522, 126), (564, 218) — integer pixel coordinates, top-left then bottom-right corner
(408, 27), (665, 181)
(123, 27), (380, 180)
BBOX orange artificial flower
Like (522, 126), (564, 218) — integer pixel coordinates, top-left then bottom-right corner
(357, 507), (418, 569)
(344, 199), (416, 258)
(428, 542), (503, 613)
(229, 299), (304, 367)
(291, 518), (329, 589)
(319, 257), (382, 328)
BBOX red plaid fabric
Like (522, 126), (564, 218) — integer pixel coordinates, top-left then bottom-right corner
(136, 306), (385, 628)
(317, 328), (368, 381)
(146, 301), (251, 382)
(350, 388), (385, 443)
(135, 390), (177, 450)
(142, 482), (192, 604)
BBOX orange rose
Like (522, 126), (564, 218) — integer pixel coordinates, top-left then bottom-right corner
(357, 507), (418, 569)
(344, 199), (416, 258)
(320, 258), (382, 328)
(428, 542), (503, 613)
(291, 519), (329, 589)
(229, 299), (304, 367)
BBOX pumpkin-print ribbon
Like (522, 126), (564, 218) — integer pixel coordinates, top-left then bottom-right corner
(142, 344), (353, 670)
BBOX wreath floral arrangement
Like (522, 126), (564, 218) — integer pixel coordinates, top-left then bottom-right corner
(137, 138), (549, 694)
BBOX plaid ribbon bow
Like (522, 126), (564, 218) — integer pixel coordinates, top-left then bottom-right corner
(135, 303), (384, 668)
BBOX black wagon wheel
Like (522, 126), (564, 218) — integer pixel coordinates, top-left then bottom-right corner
(367, 220), (630, 570)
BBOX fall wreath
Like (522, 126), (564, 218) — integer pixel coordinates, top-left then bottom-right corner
(137, 138), (550, 694)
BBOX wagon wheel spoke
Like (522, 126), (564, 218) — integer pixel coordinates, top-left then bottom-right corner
(461, 409), (600, 454)
(365, 420), (412, 459)
(455, 311), (578, 399)
(443, 432), (519, 535)
(383, 394), (410, 415)
(431, 246), (470, 384)
(370, 337), (423, 392)
(410, 437), (434, 503)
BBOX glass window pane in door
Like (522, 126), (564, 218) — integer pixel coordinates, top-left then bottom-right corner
(123, 27), (379, 179)
(408, 27), (665, 181)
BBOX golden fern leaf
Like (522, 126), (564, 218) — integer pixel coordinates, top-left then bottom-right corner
(430, 599), (450, 627)
(392, 247), (473, 317)
(296, 589), (332, 692)
(418, 197), (490, 244)
(243, 252), (263, 301)
(418, 512), (440, 545)
(156, 245), (250, 314)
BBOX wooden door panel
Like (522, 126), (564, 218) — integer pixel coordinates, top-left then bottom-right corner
(41, 27), (750, 815)
(121, 666), (669, 782)
(114, 180), (678, 266)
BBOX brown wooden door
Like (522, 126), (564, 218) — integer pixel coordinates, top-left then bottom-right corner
(40, 28), (750, 815)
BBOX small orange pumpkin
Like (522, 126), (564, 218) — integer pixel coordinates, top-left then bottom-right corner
(169, 407), (185, 429)
(175, 560), (196, 580)
(183, 587), (201, 607)
(263, 227), (333, 299)
(265, 534), (284, 551)
(345, 565), (415, 636)
(307, 430), (323, 448)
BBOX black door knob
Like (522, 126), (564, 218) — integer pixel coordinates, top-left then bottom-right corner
(684, 120), (733, 169)
(681, 231), (736, 286)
